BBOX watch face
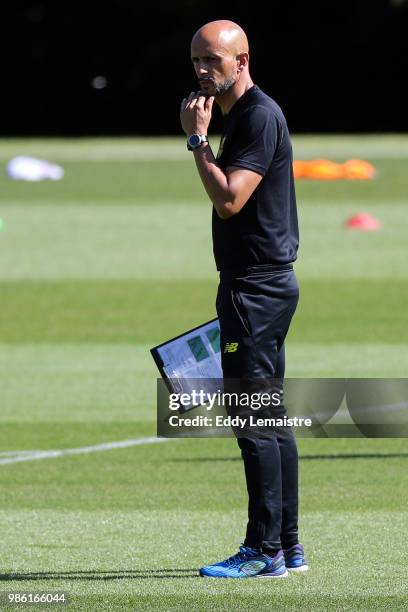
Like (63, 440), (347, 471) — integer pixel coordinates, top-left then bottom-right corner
(188, 134), (201, 148)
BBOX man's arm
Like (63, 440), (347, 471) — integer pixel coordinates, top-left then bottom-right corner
(180, 92), (262, 220)
(192, 144), (263, 219)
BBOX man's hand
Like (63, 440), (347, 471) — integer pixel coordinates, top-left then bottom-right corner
(180, 92), (214, 135)
(180, 92), (262, 219)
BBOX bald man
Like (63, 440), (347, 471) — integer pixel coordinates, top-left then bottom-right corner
(180, 21), (308, 579)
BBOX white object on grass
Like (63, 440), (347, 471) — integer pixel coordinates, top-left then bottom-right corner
(6, 156), (64, 181)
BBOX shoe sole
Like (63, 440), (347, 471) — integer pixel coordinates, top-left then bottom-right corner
(287, 565), (309, 573)
(199, 571), (290, 579)
(256, 570), (289, 578)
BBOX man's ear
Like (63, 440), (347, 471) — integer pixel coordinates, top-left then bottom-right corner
(236, 52), (249, 72)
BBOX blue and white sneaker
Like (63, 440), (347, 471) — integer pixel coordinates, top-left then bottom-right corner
(283, 543), (309, 572)
(199, 546), (288, 578)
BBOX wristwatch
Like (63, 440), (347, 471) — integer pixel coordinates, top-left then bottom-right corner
(187, 134), (208, 151)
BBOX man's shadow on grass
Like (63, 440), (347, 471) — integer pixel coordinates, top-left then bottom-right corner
(0, 569), (198, 580)
(169, 452), (408, 462)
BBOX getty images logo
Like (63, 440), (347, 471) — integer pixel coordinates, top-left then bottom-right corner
(224, 342), (239, 353)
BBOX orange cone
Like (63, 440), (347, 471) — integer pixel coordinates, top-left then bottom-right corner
(342, 159), (376, 180)
(303, 159), (344, 180)
(293, 160), (308, 179)
(346, 213), (381, 231)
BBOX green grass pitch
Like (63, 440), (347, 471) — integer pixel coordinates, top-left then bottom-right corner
(0, 136), (407, 611)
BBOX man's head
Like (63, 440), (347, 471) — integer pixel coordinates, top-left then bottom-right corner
(191, 20), (250, 97)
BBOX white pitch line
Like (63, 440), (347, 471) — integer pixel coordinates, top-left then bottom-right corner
(0, 437), (169, 466)
(0, 450), (44, 457)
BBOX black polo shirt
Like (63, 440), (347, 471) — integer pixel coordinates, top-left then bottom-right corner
(212, 85), (299, 270)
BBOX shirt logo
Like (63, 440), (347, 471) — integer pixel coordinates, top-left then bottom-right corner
(224, 342), (239, 353)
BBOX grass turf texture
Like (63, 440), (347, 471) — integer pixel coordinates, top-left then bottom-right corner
(0, 136), (407, 610)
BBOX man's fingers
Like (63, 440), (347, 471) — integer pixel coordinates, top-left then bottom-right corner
(181, 91), (208, 113)
(195, 95), (206, 109)
(205, 96), (215, 112)
(181, 93), (195, 112)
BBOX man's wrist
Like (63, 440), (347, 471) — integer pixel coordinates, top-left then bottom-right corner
(192, 140), (210, 155)
(186, 133), (208, 151)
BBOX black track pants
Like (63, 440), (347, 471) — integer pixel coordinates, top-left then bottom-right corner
(216, 265), (299, 550)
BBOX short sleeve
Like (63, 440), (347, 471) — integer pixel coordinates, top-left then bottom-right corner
(224, 105), (280, 176)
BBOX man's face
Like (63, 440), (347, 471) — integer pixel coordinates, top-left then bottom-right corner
(191, 37), (237, 96)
